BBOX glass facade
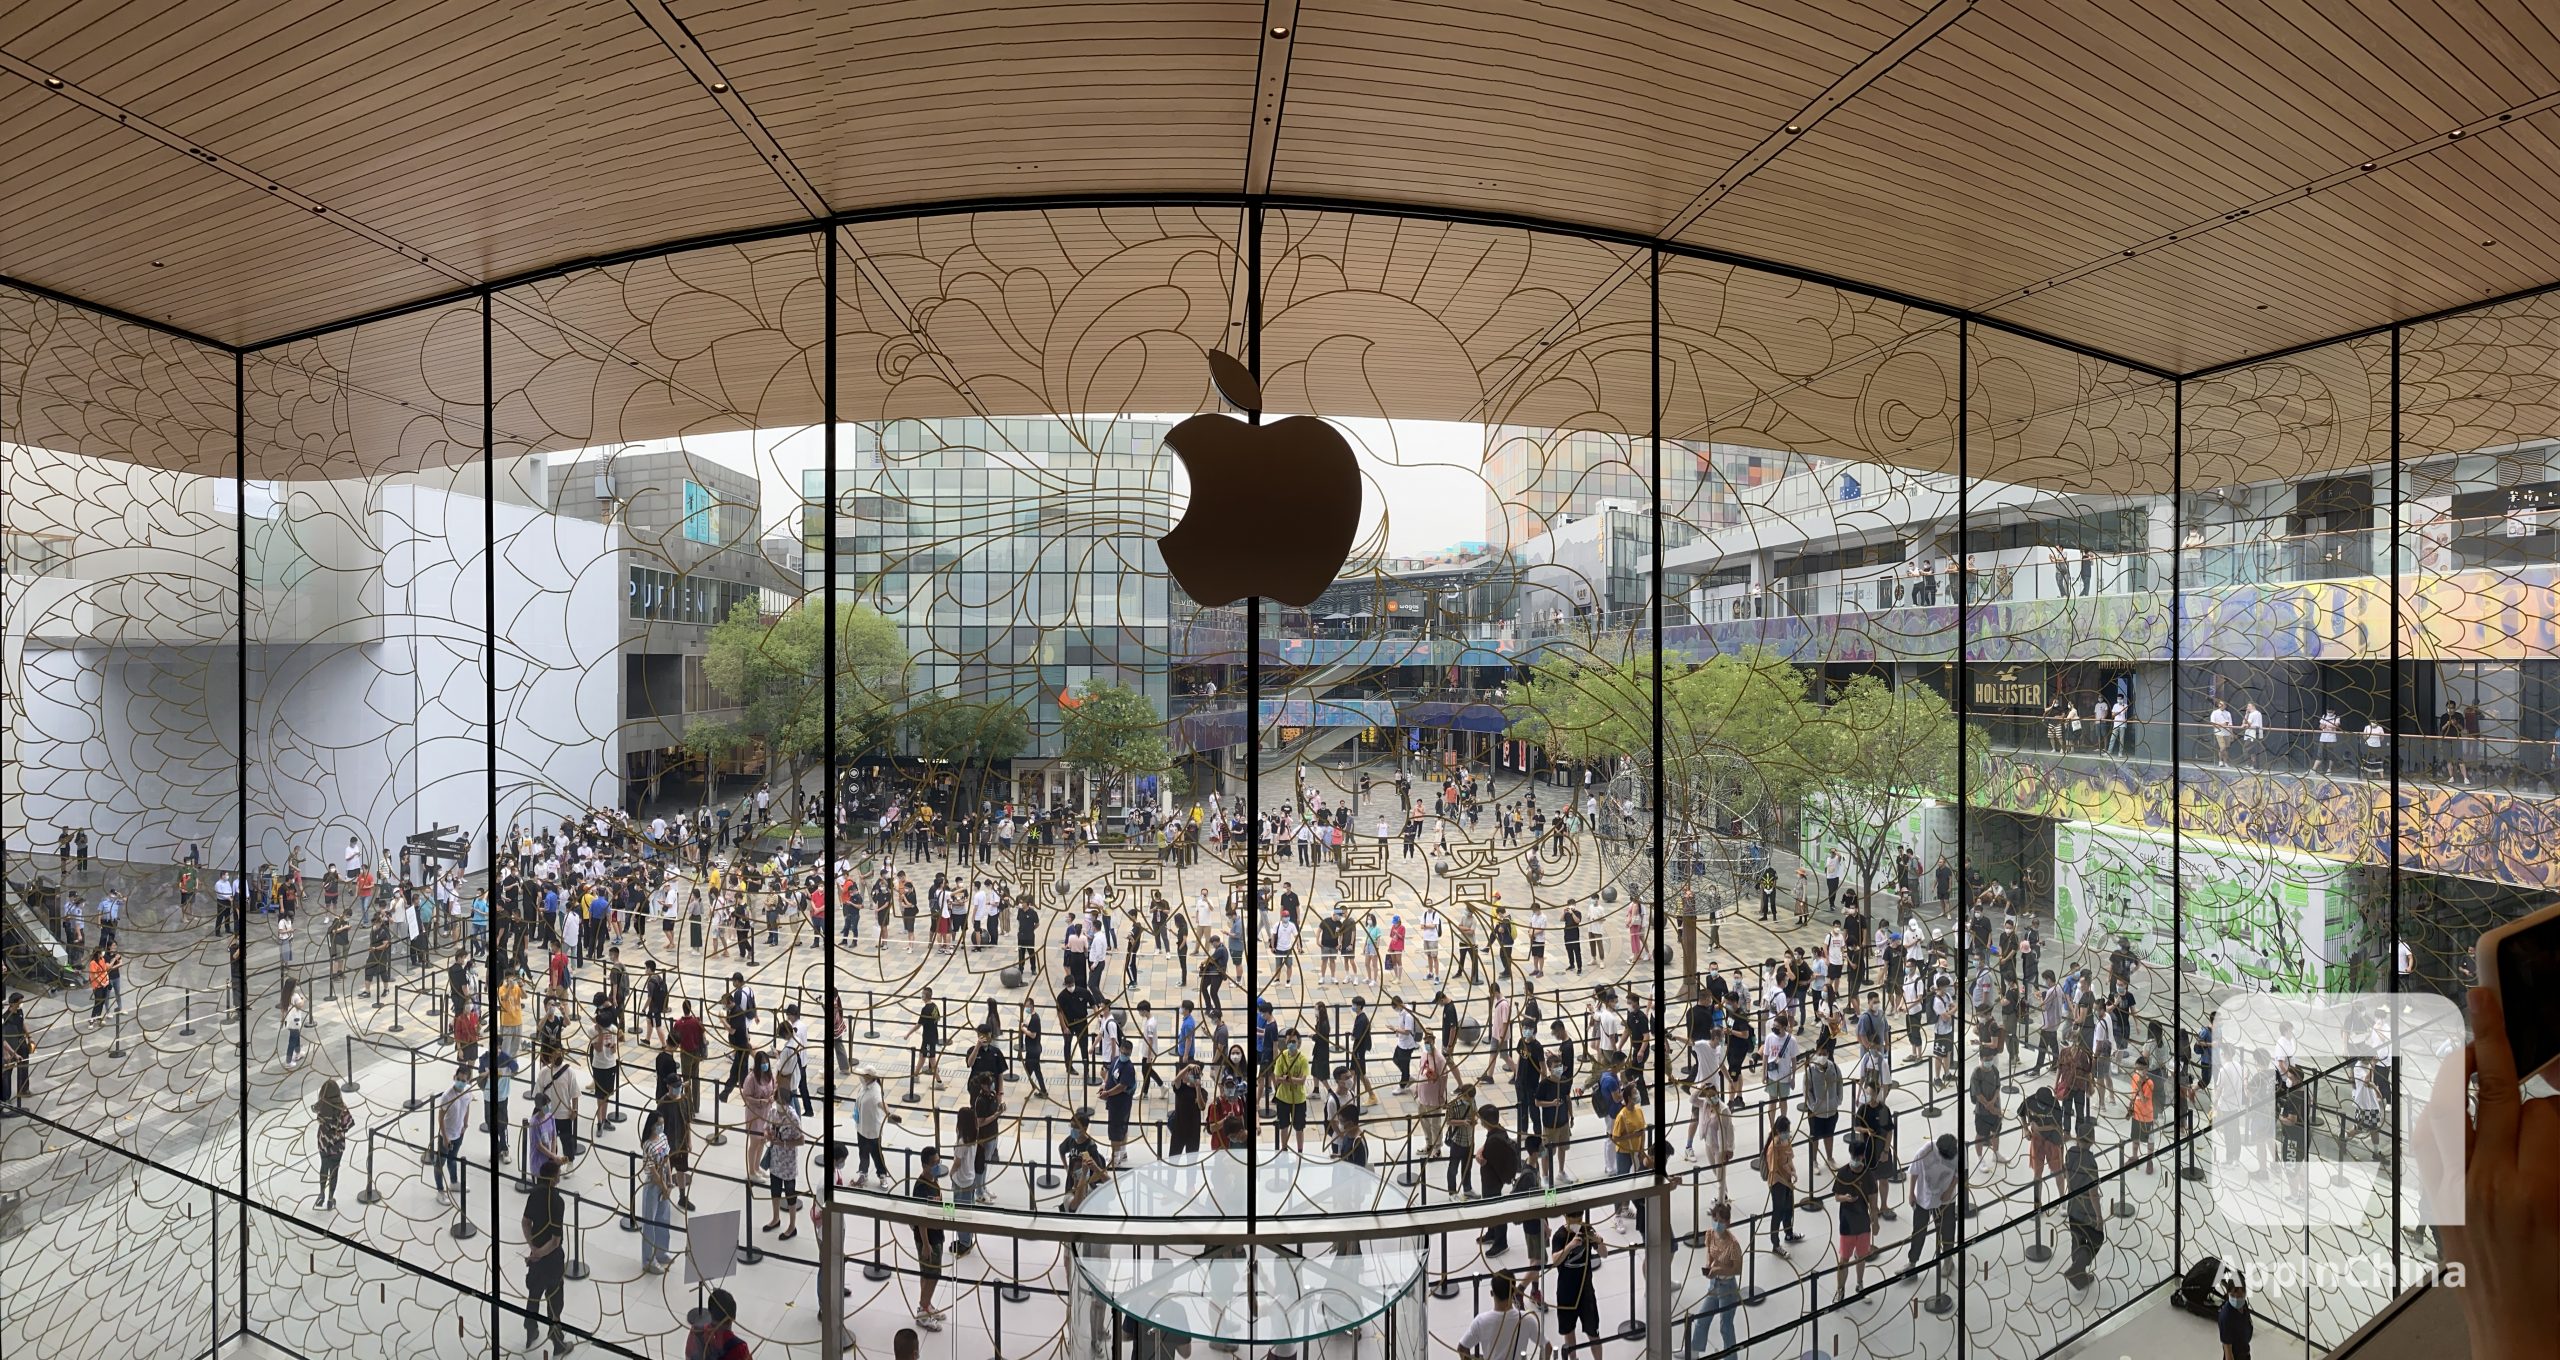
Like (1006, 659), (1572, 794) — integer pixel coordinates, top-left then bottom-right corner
(0, 201), (2534, 1360)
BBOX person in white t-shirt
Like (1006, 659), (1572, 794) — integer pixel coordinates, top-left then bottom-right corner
(2309, 707), (2342, 773)
(2209, 702), (2235, 767)
(2241, 702), (2267, 768)
(1458, 1276), (1545, 1360)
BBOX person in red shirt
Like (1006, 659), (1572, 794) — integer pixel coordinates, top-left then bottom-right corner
(669, 1002), (708, 1127)
(685, 1287), (752, 1359)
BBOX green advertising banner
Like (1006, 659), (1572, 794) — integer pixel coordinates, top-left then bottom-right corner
(2053, 819), (2362, 993)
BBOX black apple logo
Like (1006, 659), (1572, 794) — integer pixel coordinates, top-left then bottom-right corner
(1158, 350), (1363, 608)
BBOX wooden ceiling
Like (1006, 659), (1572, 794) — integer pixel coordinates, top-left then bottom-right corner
(2, 0), (2557, 381)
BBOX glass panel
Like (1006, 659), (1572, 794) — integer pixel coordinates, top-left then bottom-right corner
(1, 286), (241, 1341)
(0, 1147), (220, 1359)
(489, 232), (826, 1356)
(2178, 335), (2397, 1351)
(247, 1202), (491, 1357)
(2398, 294), (2560, 1285)
(832, 208), (1237, 1350)
(1964, 328), (2178, 1355)
(242, 300), (495, 1330)
(1655, 257), (1963, 1360)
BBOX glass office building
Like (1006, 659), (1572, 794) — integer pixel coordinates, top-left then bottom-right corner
(0, 7), (2547, 1360)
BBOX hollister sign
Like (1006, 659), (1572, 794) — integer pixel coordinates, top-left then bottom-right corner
(1973, 664), (2048, 710)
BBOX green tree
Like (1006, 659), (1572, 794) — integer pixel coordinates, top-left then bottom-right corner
(1505, 647), (1823, 848)
(1798, 674), (1987, 903)
(905, 695), (1033, 817)
(684, 598), (907, 804)
(1056, 679), (1172, 810)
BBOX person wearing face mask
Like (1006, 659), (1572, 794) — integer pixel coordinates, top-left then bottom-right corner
(1689, 1199), (1745, 1357)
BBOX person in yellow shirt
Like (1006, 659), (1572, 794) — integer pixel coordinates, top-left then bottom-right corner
(498, 974), (527, 1056)
(1611, 1083), (1654, 1235)
(1270, 1029), (1312, 1154)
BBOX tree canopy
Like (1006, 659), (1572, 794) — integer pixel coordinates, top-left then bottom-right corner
(1504, 647), (1825, 836)
(1507, 654), (1983, 896)
(904, 695), (1033, 767)
(1795, 674), (1986, 899)
(1056, 679), (1172, 790)
(683, 598), (906, 796)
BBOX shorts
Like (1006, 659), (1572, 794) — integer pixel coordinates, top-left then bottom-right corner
(1107, 1103), (1133, 1143)
(917, 1244), (944, 1279)
(1839, 1232), (1874, 1261)
(1553, 1289), (1600, 1338)
(2130, 1119), (2153, 1142)
(1278, 1099), (1308, 1129)
(1808, 1113), (1837, 1140)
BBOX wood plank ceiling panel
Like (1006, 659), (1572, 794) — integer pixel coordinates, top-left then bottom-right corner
(673, 0), (1263, 209)
(0, 79), (451, 340)
(7, 0), (804, 341)
(1679, 0), (2560, 370)
(1988, 119), (2560, 372)
(1268, 0), (1927, 235)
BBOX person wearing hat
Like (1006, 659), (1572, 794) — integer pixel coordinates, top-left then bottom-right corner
(685, 1287), (751, 1359)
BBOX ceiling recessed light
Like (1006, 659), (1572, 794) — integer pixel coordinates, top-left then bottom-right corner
(2450, 128), (2466, 138)
(310, 205), (327, 214)
(2255, 303), (2268, 310)
(2360, 161), (2377, 171)
(1270, 25), (1289, 37)
(2483, 240), (2497, 248)
(43, 76), (63, 89)
(2500, 112), (2513, 121)
(710, 81), (729, 92)
(1783, 123), (1802, 133)
(150, 260), (166, 268)
(2122, 249), (2135, 257)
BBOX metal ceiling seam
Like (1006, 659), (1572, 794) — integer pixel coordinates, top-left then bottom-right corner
(1243, 0), (1302, 196)
(0, 49), (475, 290)
(620, 0), (833, 219)
(1463, 0), (1986, 425)
(1977, 87), (2560, 318)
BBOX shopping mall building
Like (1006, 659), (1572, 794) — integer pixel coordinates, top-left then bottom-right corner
(1, 4), (2547, 1359)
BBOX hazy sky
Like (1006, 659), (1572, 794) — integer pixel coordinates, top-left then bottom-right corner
(599, 417), (1496, 557)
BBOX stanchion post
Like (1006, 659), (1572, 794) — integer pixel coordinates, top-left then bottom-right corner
(341, 1034), (361, 1095)
(2023, 1174), (2053, 1263)
(180, 991), (196, 1038)
(622, 1151), (642, 1232)
(450, 1153), (478, 1240)
(404, 1050), (423, 1111)
(739, 1178), (763, 1265)
(863, 1214), (893, 1282)
(707, 1089), (729, 1147)
(564, 1195), (590, 1280)
(355, 1129), (383, 1205)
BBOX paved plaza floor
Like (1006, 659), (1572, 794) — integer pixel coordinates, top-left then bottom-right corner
(1, 762), (2399, 1359)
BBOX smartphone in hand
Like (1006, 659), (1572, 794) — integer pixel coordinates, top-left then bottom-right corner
(2476, 899), (2560, 1090)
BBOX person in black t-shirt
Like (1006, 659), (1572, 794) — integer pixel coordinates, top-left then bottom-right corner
(1475, 1109), (1520, 1254)
(520, 1164), (568, 1354)
(1546, 1210), (1608, 1358)
(2218, 1275), (2253, 1360)
(911, 1148), (948, 1330)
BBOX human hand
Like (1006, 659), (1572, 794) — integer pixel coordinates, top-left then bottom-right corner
(2441, 988), (2560, 1359)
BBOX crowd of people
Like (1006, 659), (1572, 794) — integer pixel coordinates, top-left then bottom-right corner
(6, 754), (2367, 1359)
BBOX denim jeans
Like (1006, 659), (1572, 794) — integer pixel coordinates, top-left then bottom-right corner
(1690, 1277), (1741, 1356)
(639, 1182), (673, 1263)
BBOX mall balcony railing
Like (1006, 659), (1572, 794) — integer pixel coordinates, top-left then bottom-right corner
(1618, 513), (2548, 633)
(1983, 712), (2560, 795)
